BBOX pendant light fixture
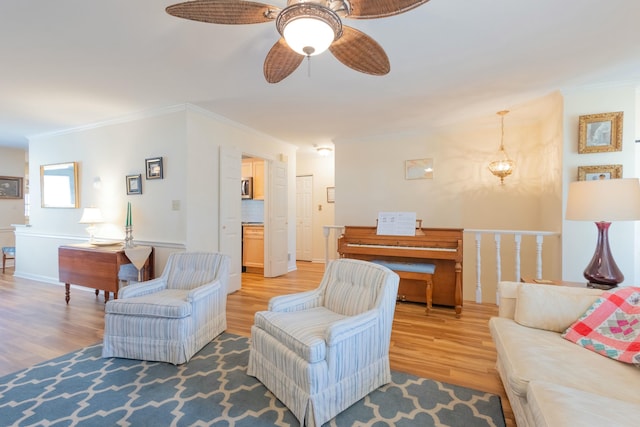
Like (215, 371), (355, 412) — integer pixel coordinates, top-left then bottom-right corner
(488, 110), (515, 184)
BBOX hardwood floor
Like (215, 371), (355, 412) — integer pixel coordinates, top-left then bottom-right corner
(0, 262), (514, 426)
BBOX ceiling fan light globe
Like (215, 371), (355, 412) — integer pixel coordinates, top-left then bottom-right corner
(284, 18), (335, 56)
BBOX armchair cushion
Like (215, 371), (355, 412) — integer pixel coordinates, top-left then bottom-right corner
(105, 289), (191, 318)
(254, 307), (347, 363)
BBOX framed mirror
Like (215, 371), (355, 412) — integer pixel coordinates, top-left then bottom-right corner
(40, 162), (79, 208)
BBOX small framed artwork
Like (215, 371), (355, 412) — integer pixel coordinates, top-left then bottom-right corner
(405, 158), (434, 180)
(327, 187), (335, 203)
(126, 174), (143, 195)
(145, 157), (163, 180)
(0, 176), (23, 199)
(578, 164), (622, 181)
(578, 112), (623, 154)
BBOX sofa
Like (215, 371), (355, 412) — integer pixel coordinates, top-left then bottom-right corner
(489, 281), (640, 426)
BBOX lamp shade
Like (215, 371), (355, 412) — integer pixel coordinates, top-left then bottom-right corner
(79, 207), (104, 224)
(566, 178), (640, 222)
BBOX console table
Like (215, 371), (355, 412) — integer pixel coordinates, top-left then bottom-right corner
(58, 244), (154, 304)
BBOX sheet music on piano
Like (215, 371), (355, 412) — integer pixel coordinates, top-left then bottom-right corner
(376, 212), (417, 236)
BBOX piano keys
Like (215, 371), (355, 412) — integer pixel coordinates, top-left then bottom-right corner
(337, 225), (463, 316)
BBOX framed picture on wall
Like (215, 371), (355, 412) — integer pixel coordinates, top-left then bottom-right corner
(578, 112), (623, 154)
(145, 157), (163, 180)
(327, 187), (335, 203)
(405, 158), (434, 180)
(126, 174), (143, 195)
(0, 176), (23, 199)
(577, 164), (622, 181)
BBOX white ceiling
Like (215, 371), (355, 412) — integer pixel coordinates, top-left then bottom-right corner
(2, 0), (640, 152)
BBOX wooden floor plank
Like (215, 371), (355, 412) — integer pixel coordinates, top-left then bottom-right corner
(0, 262), (514, 426)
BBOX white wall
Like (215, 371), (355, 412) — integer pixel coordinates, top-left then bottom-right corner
(16, 105), (298, 284)
(562, 84), (638, 286)
(334, 92), (563, 303)
(0, 147), (26, 250)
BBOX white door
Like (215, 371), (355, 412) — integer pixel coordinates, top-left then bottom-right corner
(264, 159), (288, 277)
(296, 175), (313, 261)
(219, 146), (242, 293)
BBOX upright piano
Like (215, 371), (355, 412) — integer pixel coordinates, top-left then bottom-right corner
(337, 225), (463, 316)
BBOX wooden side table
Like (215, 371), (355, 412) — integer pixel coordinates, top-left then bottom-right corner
(59, 243), (154, 304)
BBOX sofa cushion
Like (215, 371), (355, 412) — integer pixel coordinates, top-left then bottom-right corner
(489, 317), (640, 404)
(527, 381), (640, 427)
(514, 283), (602, 332)
(563, 287), (640, 365)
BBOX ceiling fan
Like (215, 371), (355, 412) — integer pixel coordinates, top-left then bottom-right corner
(166, 0), (430, 83)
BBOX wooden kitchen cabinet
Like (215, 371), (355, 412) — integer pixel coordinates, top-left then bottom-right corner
(252, 160), (264, 200)
(241, 159), (264, 200)
(243, 225), (264, 272)
(241, 159), (253, 178)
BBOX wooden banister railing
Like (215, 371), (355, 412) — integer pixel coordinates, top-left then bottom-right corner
(465, 229), (560, 304)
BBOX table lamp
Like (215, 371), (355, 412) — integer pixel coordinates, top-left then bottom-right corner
(79, 207), (104, 243)
(565, 178), (640, 289)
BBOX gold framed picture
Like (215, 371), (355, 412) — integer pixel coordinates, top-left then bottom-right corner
(578, 112), (623, 154)
(577, 164), (622, 181)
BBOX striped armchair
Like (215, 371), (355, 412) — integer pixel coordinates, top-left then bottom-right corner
(102, 252), (229, 364)
(247, 258), (400, 427)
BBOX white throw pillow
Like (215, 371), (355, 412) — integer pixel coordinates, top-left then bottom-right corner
(514, 284), (603, 332)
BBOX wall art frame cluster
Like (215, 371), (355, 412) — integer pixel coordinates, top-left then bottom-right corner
(126, 156), (164, 195)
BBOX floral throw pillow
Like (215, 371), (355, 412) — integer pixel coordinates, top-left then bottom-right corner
(562, 287), (640, 366)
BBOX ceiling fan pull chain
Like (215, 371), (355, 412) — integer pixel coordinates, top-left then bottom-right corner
(307, 55), (311, 78)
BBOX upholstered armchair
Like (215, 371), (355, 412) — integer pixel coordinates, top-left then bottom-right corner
(102, 252), (229, 365)
(247, 258), (400, 427)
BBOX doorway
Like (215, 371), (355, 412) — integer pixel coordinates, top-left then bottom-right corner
(296, 175), (313, 261)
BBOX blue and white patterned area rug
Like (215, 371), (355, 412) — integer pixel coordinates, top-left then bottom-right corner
(0, 333), (505, 427)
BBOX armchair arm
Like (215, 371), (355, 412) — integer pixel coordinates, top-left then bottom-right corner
(325, 309), (388, 381)
(119, 277), (167, 299)
(186, 279), (221, 302)
(325, 309), (378, 345)
(268, 289), (323, 312)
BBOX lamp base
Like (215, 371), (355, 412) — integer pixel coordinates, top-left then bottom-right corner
(583, 221), (624, 287)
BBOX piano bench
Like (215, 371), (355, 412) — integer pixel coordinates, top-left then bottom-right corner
(371, 260), (436, 315)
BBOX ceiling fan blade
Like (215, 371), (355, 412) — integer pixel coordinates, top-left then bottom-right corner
(166, 0), (279, 25)
(329, 26), (390, 76)
(264, 38), (304, 83)
(347, 0), (430, 19)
